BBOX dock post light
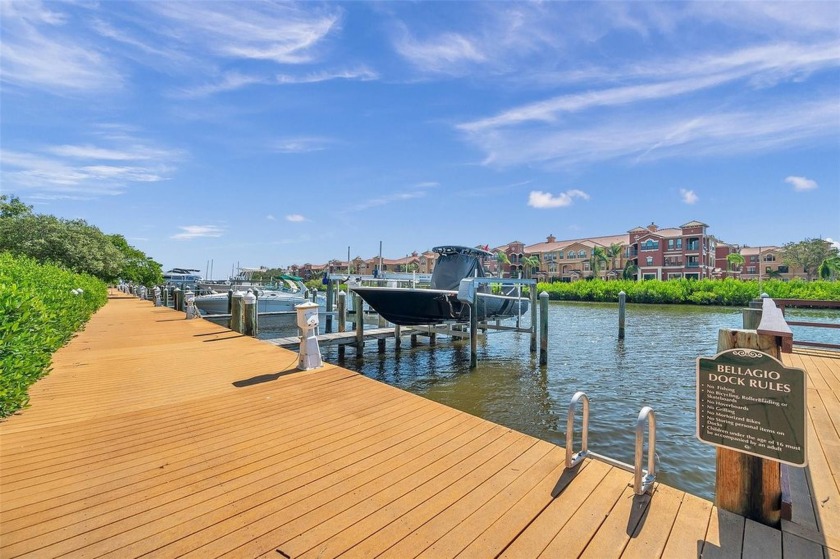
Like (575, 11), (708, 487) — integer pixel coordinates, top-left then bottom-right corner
(296, 301), (323, 370)
(184, 290), (197, 319)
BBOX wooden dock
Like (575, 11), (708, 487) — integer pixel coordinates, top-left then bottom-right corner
(1, 293), (837, 558)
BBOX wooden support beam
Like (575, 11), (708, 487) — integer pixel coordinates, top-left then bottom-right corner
(715, 328), (782, 528)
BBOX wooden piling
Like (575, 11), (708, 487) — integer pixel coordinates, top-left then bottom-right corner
(230, 292), (244, 334)
(243, 292), (257, 337)
(742, 307), (762, 329)
(337, 291), (346, 357)
(394, 324), (401, 350)
(539, 291), (549, 366)
(173, 288), (183, 312)
(530, 286), (538, 353)
(162, 287), (170, 307)
(355, 292), (364, 352)
(325, 281), (334, 333)
(714, 328), (782, 528)
(470, 291), (478, 369)
(337, 291), (346, 332)
(227, 289), (233, 315)
(618, 291), (626, 340)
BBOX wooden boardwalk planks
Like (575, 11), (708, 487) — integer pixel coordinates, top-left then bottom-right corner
(0, 293), (836, 558)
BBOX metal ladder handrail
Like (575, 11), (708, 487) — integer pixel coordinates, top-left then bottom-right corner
(565, 391), (589, 468)
(634, 406), (657, 495)
(564, 391), (657, 496)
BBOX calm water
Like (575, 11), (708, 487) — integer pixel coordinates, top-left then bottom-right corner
(216, 302), (838, 501)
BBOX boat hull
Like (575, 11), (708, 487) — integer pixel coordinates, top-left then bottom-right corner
(350, 287), (528, 326)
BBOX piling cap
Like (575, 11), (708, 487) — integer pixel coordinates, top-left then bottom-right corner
(244, 292), (257, 303)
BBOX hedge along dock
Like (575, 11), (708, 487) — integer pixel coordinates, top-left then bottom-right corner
(1, 293), (838, 558)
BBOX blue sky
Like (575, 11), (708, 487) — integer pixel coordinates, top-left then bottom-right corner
(2, 1), (838, 277)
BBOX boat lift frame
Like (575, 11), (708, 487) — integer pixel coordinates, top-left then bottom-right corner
(458, 277), (537, 368)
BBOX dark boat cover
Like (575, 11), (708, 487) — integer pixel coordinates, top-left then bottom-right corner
(429, 246), (491, 290)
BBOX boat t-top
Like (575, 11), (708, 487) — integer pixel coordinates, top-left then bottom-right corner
(350, 245), (529, 326)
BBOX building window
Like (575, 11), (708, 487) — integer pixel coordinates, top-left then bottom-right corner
(778, 265), (789, 273)
(676, 239), (683, 249)
(567, 251), (576, 259)
(686, 238), (700, 251)
(642, 240), (659, 251)
(763, 254), (776, 262)
(646, 256), (654, 266)
(643, 273), (657, 280)
(578, 250), (586, 258)
(668, 240), (674, 250)
(747, 266), (756, 274)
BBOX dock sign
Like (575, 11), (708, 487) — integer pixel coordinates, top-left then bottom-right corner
(696, 349), (807, 466)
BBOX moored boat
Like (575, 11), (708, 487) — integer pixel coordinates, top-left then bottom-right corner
(350, 246), (529, 326)
(194, 275), (317, 315)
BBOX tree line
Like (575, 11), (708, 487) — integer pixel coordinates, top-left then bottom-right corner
(0, 195), (162, 286)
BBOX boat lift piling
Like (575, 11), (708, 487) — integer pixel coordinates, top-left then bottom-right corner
(459, 277), (538, 369)
(618, 290), (627, 340)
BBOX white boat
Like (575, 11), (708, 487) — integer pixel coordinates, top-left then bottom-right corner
(194, 275), (318, 315)
(162, 268), (203, 291)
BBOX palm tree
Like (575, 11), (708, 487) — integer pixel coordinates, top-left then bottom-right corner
(606, 243), (622, 275)
(590, 247), (608, 278)
(726, 252), (745, 273)
(521, 255), (540, 279)
(622, 260), (638, 280)
(818, 256), (840, 280)
(495, 251), (510, 278)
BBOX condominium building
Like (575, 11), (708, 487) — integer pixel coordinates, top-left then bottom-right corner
(628, 221), (717, 280)
(291, 219), (814, 282)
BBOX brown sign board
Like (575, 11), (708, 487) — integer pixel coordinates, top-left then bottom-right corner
(696, 348), (807, 467)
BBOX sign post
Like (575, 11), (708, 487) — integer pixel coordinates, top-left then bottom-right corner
(697, 338), (807, 527)
(697, 349), (807, 466)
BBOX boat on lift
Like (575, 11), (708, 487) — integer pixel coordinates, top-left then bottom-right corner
(350, 246), (529, 326)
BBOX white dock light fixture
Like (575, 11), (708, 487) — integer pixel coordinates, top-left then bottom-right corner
(296, 301), (323, 370)
(184, 289), (198, 319)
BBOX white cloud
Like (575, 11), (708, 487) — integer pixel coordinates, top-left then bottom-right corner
(273, 137), (332, 154)
(395, 29), (486, 74)
(0, 134), (179, 197)
(461, 97), (838, 169)
(170, 225), (225, 240)
(266, 214), (276, 221)
(528, 189), (590, 209)
(826, 238), (840, 251)
(286, 214), (306, 222)
(0, 2), (121, 92)
(346, 189), (431, 213)
(785, 176), (818, 191)
(275, 67), (378, 84)
(680, 188), (699, 204)
(146, 2), (341, 65)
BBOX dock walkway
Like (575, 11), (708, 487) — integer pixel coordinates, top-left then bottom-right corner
(1, 293), (838, 558)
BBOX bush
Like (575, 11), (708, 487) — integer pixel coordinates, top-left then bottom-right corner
(535, 278), (840, 306)
(0, 253), (107, 417)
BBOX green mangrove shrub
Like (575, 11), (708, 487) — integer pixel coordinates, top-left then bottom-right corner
(535, 278), (840, 306)
(0, 253), (107, 417)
